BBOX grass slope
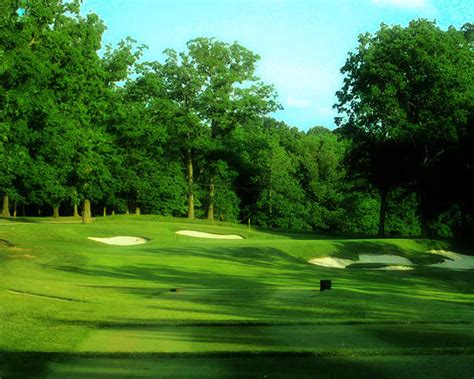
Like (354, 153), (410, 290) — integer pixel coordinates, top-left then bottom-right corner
(0, 215), (473, 378)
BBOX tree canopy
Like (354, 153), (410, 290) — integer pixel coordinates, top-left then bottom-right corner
(1, 1), (472, 239)
(335, 19), (474, 236)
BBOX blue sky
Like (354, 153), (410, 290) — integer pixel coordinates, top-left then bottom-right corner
(81, 0), (473, 131)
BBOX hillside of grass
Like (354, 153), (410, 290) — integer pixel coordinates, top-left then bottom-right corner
(0, 216), (473, 378)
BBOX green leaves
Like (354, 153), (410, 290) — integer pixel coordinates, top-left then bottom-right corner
(336, 19), (474, 236)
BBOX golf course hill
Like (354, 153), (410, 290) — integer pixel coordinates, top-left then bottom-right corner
(1, 215), (473, 378)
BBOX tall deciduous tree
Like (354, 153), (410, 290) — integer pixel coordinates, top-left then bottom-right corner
(335, 19), (473, 236)
(0, 0), (60, 216)
(112, 67), (188, 216)
(37, 5), (142, 222)
(159, 55), (208, 219)
(299, 127), (347, 231)
(162, 38), (279, 221)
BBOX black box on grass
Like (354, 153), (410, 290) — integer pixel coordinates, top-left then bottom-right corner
(320, 280), (332, 291)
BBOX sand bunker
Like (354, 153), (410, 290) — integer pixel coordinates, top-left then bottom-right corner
(370, 265), (414, 271)
(176, 230), (244, 240)
(88, 236), (147, 246)
(428, 250), (474, 270)
(358, 254), (412, 265)
(307, 257), (354, 268)
(309, 250), (474, 271)
(308, 254), (413, 270)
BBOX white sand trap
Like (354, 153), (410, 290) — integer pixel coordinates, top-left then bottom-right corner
(309, 250), (474, 270)
(308, 254), (413, 269)
(307, 257), (354, 268)
(428, 250), (474, 270)
(176, 230), (244, 240)
(370, 265), (414, 271)
(358, 254), (412, 265)
(88, 236), (147, 246)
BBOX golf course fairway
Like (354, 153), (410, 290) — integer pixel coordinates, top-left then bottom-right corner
(1, 215), (473, 378)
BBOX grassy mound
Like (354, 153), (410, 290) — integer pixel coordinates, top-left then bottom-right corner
(0, 215), (473, 378)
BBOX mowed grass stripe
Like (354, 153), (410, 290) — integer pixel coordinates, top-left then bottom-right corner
(78, 323), (474, 353)
(42, 354), (474, 379)
(3, 352), (474, 379)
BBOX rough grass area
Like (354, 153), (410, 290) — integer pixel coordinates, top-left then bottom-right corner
(0, 215), (473, 378)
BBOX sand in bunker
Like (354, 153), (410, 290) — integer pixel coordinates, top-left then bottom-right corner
(308, 254), (413, 269)
(176, 230), (243, 240)
(358, 254), (412, 265)
(370, 265), (414, 271)
(307, 257), (354, 268)
(88, 236), (147, 246)
(429, 250), (474, 269)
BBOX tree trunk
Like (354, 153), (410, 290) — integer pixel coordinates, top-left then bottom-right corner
(419, 193), (431, 238)
(72, 189), (80, 217)
(269, 190), (273, 215)
(53, 206), (60, 219)
(2, 195), (11, 217)
(112, 210), (116, 216)
(269, 189), (273, 228)
(207, 176), (215, 221)
(103, 207), (107, 217)
(82, 199), (92, 224)
(377, 188), (388, 237)
(73, 203), (80, 217)
(187, 151), (195, 219)
(135, 207), (140, 215)
(13, 202), (17, 218)
(459, 208), (468, 239)
(420, 216), (430, 238)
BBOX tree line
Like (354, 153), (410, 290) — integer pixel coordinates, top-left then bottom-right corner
(1, 1), (472, 238)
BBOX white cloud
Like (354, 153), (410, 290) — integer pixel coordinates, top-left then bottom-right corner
(372, 0), (429, 9)
(287, 97), (312, 108)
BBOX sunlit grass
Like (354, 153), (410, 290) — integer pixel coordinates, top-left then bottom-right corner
(0, 215), (473, 377)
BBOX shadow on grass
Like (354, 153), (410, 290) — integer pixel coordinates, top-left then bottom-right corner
(0, 239), (14, 247)
(72, 323), (474, 353)
(251, 227), (337, 240)
(328, 240), (446, 264)
(366, 324), (474, 349)
(421, 238), (474, 257)
(54, 246), (315, 286)
(2, 350), (474, 379)
(0, 217), (40, 223)
(51, 244), (473, 319)
(0, 352), (53, 379)
(0, 351), (372, 379)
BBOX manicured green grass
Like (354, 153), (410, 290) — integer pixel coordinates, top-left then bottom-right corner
(0, 215), (473, 378)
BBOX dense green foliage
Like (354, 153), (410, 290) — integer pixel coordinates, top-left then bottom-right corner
(1, 1), (472, 238)
(336, 19), (474, 237)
